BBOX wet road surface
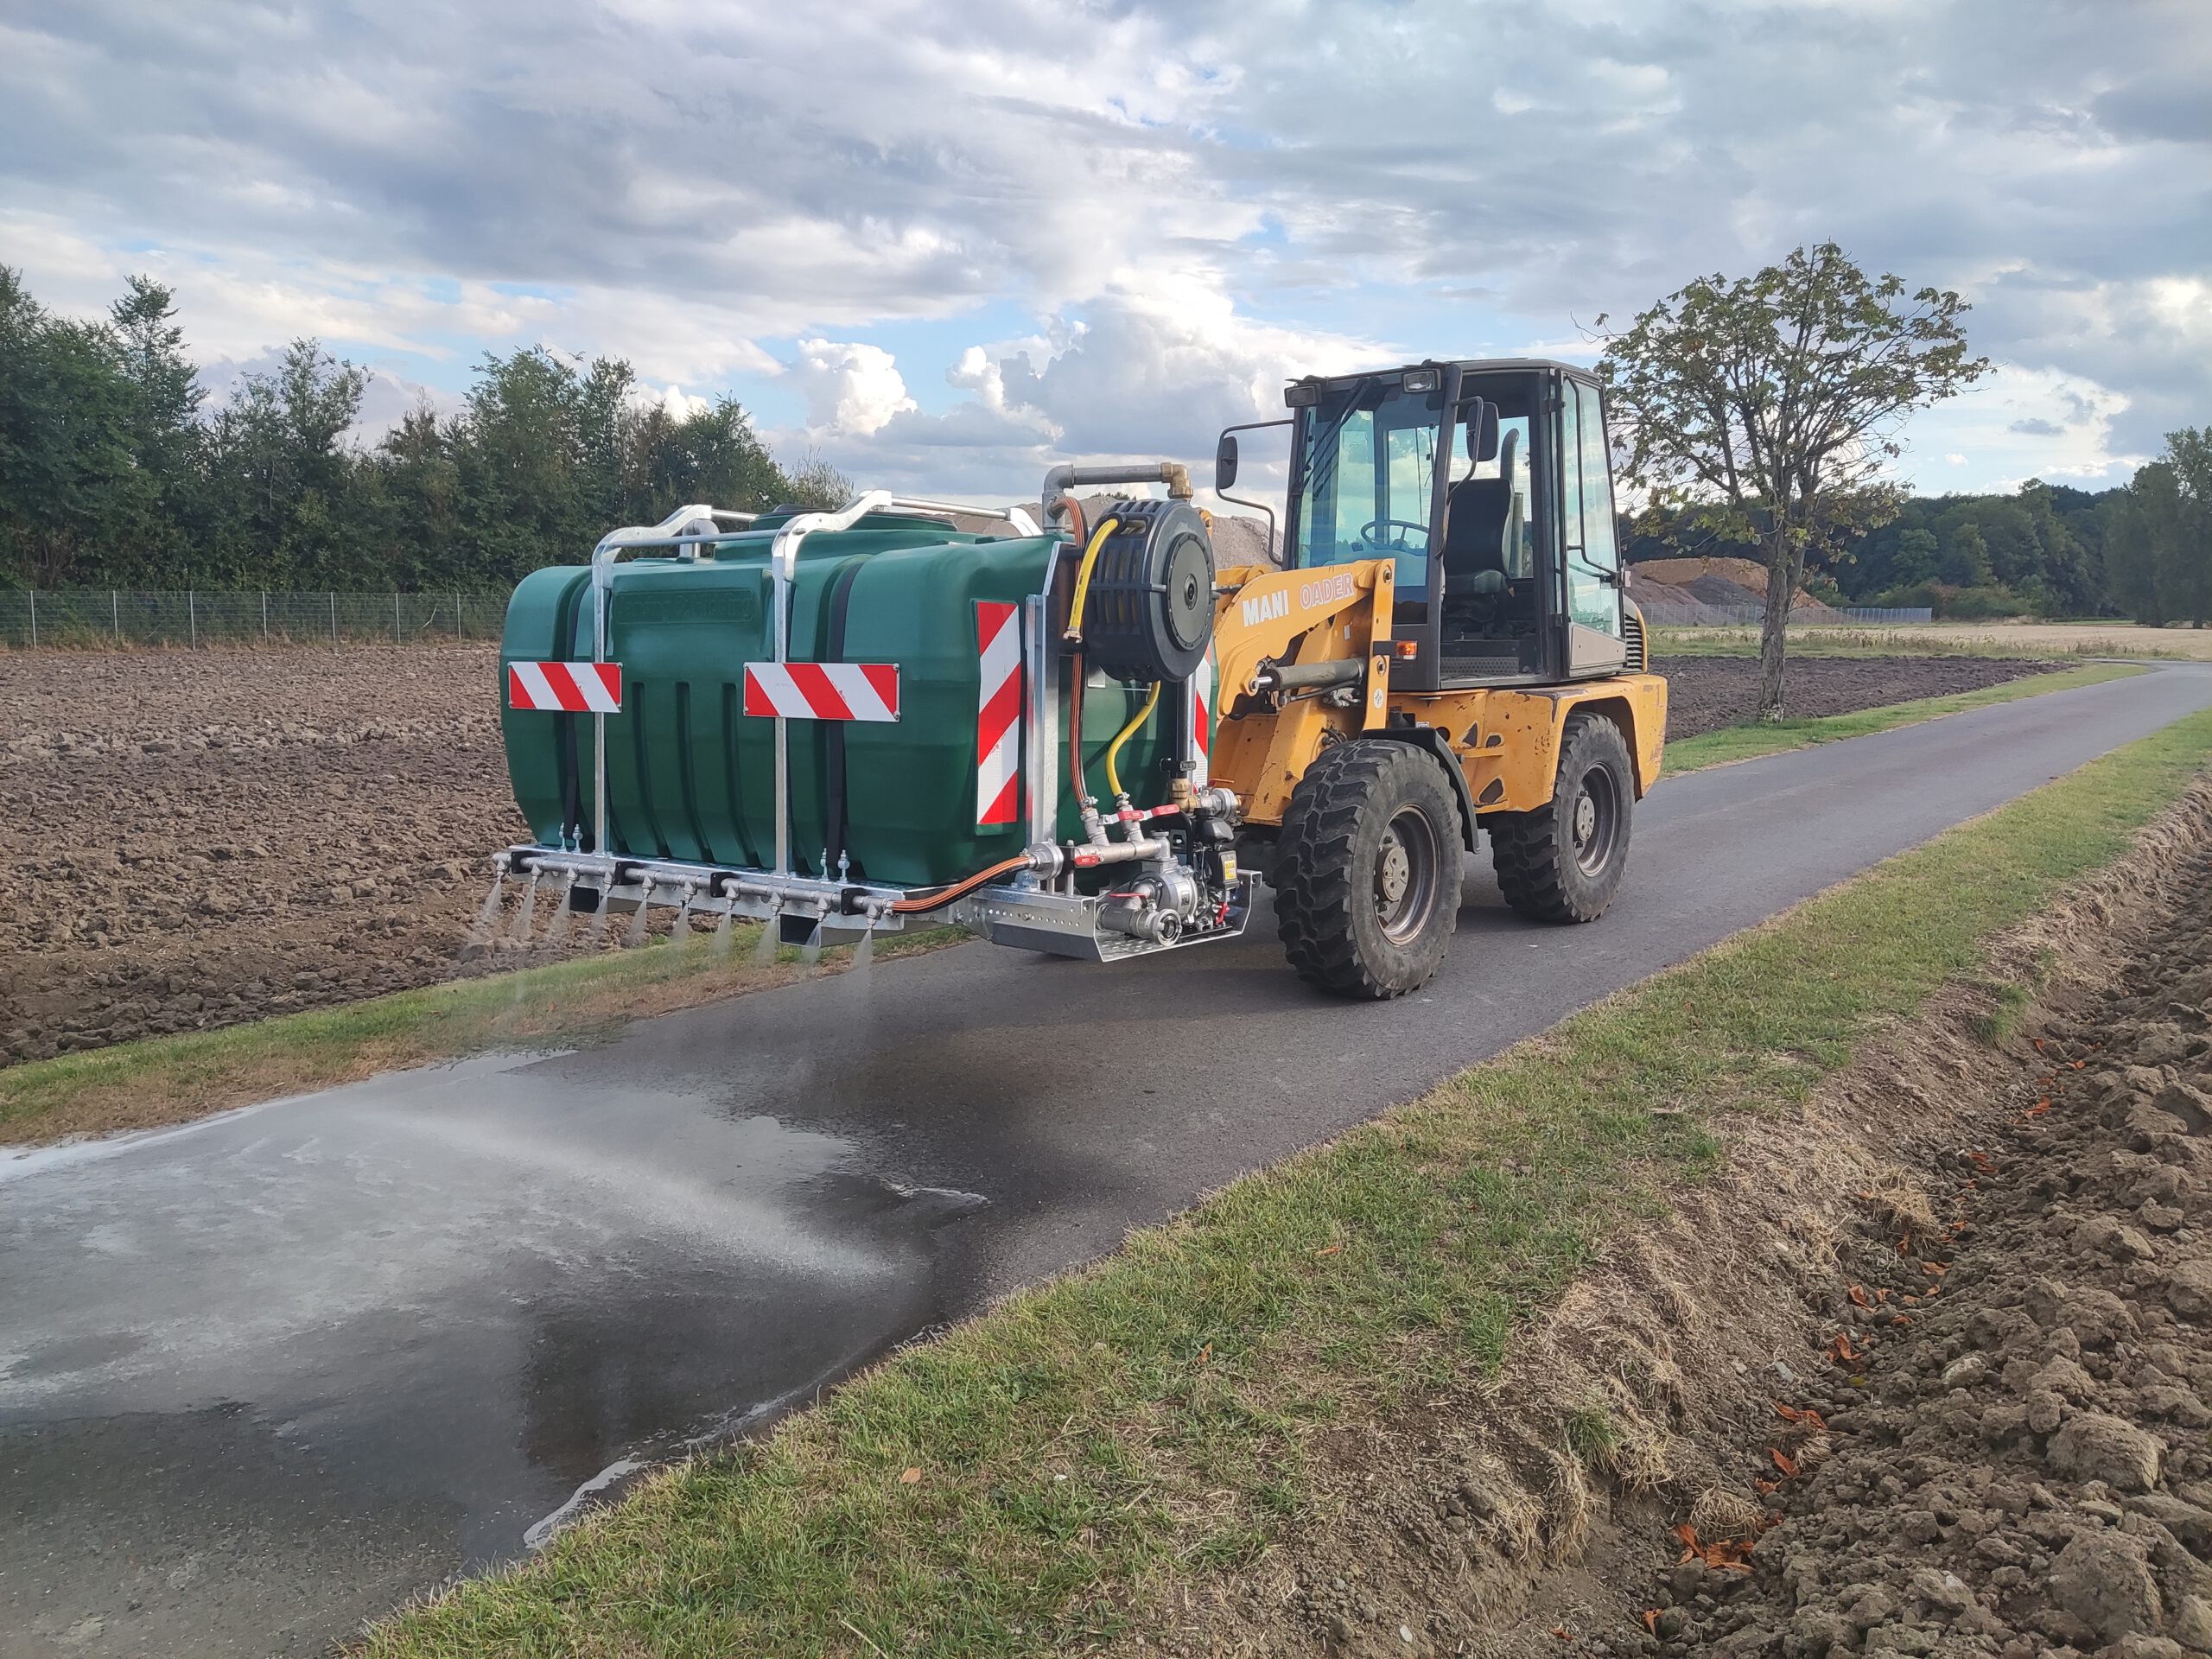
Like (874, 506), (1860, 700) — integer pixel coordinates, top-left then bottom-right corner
(3, 663), (2209, 1656)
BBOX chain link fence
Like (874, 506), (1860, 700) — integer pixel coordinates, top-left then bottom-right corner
(0, 590), (513, 650)
(1639, 603), (1934, 628)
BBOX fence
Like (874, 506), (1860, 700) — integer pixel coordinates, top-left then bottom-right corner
(1639, 604), (1934, 628)
(0, 590), (513, 650)
(1, 588), (1939, 648)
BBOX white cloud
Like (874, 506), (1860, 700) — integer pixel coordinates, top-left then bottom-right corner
(1906, 363), (2137, 493)
(2, 0), (2205, 493)
(783, 339), (918, 437)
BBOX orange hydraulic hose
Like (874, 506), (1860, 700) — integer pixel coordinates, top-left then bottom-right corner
(889, 854), (1034, 915)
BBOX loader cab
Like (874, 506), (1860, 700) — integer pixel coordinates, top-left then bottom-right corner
(1246, 359), (1628, 693)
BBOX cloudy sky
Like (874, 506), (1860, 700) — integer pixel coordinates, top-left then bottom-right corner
(4, 0), (2207, 501)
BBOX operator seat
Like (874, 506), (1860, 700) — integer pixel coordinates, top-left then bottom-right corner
(1440, 426), (1520, 617)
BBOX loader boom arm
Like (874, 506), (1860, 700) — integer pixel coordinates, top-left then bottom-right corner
(1208, 558), (1397, 824)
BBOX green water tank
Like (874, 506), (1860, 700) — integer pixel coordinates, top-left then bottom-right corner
(499, 511), (1192, 887)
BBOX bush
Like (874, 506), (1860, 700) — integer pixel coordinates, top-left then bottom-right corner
(1868, 582), (2037, 620)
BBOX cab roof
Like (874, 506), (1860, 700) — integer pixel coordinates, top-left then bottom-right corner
(1288, 357), (1597, 391)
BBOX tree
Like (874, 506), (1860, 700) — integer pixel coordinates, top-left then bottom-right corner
(1599, 243), (1988, 718)
(784, 451), (853, 510)
(198, 340), (369, 584)
(1891, 526), (1940, 586)
(107, 276), (203, 571)
(2105, 474), (2166, 626)
(2149, 429), (2212, 627)
(1940, 522), (1993, 588)
(0, 266), (143, 583)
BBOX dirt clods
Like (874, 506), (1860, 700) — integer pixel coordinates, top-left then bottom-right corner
(1122, 780), (2212, 1659)
(0, 645), (552, 1065)
(1557, 802), (2212, 1658)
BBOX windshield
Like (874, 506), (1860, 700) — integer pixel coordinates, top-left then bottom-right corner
(1293, 380), (1444, 595)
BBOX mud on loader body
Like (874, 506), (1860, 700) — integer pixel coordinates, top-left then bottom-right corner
(490, 358), (1663, 998)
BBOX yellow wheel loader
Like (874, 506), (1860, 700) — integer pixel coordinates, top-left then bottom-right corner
(1200, 356), (1668, 995)
(492, 358), (1663, 1000)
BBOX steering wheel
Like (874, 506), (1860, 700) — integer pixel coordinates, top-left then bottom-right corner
(1360, 518), (1430, 550)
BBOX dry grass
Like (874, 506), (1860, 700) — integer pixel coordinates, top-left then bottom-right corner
(1657, 620), (2212, 661)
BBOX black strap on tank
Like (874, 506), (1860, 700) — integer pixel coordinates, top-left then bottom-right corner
(822, 558), (865, 879)
(562, 716), (586, 847)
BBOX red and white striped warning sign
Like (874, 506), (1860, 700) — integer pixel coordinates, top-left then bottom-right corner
(742, 662), (900, 722)
(976, 601), (1021, 826)
(1190, 643), (1215, 786)
(508, 660), (622, 713)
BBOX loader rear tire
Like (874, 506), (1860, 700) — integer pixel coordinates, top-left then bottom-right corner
(1489, 712), (1633, 924)
(1273, 740), (1462, 999)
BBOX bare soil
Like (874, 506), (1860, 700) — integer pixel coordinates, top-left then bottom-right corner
(0, 646), (536, 1066)
(1129, 782), (2212, 1658)
(1, 646), (2060, 1066)
(1659, 655), (2063, 741)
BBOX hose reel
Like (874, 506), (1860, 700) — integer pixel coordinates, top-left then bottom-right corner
(1077, 498), (1214, 683)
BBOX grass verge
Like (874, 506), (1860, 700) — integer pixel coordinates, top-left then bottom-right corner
(1653, 622), (2212, 661)
(0, 925), (955, 1147)
(361, 706), (2212, 1659)
(1663, 660), (2142, 773)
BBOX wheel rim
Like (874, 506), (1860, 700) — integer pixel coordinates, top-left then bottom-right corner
(1572, 765), (1621, 876)
(1374, 804), (1443, 943)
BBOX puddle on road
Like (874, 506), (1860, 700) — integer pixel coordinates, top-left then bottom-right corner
(0, 1067), (990, 1658)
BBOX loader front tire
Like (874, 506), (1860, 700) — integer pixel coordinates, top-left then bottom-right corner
(1489, 712), (1633, 924)
(1274, 739), (1463, 999)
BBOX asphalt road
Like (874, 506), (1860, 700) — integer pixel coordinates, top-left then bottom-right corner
(4, 664), (2209, 1657)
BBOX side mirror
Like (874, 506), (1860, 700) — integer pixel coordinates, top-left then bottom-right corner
(1459, 397), (1499, 464)
(1214, 432), (1239, 493)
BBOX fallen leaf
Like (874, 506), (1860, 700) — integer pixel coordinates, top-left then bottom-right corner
(1197, 1342), (1211, 1366)
(1549, 1627), (1570, 1641)
(1775, 1402), (1804, 1422)
(2071, 1059), (2086, 1070)
(1847, 1286), (1871, 1309)
(1754, 1477), (1777, 1495)
(1643, 1610), (1660, 1635)
(1770, 1448), (1798, 1478)
(1897, 1235), (1913, 1255)
(1803, 1409), (1827, 1432)
(1891, 1314), (1913, 1326)
(1672, 1522), (1700, 1549)
(1923, 1262), (1947, 1276)
(1874, 1287), (1893, 1304)
(1312, 1244), (1341, 1257)
(899, 1467), (922, 1484)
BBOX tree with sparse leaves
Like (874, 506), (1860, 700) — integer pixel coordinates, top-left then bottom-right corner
(1599, 243), (1988, 719)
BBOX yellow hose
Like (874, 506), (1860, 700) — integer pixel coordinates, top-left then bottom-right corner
(1103, 680), (1160, 798)
(1065, 515), (1120, 643)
